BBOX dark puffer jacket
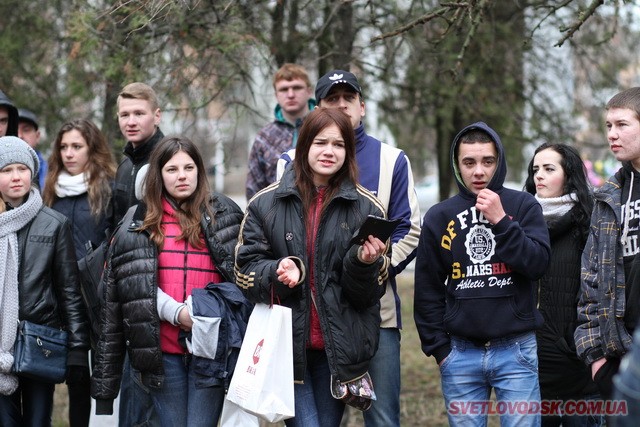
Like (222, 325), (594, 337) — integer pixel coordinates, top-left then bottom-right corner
(91, 193), (243, 413)
(235, 168), (389, 382)
(18, 206), (90, 366)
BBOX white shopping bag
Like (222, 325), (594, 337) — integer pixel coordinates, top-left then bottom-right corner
(220, 398), (260, 427)
(225, 303), (295, 423)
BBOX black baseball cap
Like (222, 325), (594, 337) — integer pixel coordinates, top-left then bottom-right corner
(315, 70), (362, 100)
(18, 109), (39, 130)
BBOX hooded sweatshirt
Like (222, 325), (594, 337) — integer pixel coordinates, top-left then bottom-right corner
(414, 122), (550, 364)
(616, 162), (640, 331)
(0, 90), (19, 136)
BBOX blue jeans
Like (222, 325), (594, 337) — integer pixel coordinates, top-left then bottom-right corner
(613, 328), (640, 427)
(0, 376), (55, 426)
(363, 328), (401, 427)
(119, 355), (158, 427)
(285, 350), (345, 427)
(440, 332), (541, 427)
(149, 354), (225, 427)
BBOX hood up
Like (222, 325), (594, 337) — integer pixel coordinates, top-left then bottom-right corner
(0, 90), (19, 136)
(450, 121), (506, 198)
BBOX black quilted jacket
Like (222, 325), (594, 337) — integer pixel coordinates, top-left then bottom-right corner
(235, 168), (388, 383)
(91, 193), (242, 413)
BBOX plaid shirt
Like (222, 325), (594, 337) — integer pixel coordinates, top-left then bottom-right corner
(575, 173), (633, 364)
(246, 119), (294, 200)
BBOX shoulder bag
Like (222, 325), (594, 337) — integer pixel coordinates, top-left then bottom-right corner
(12, 320), (68, 383)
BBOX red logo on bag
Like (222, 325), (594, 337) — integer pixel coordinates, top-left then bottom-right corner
(253, 339), (264, 364)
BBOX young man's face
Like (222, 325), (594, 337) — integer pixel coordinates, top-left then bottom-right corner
(274, 78), (312, 120)
(457, 142), (498, 195)
(319, 85), (365, 129)
(0, 106), (9, 137)
(18, 121), (40, 149)
(117, 98), (161, 148)
(606, 107), (640, 169)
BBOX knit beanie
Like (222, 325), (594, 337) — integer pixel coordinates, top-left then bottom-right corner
(0, 136), (39, 178)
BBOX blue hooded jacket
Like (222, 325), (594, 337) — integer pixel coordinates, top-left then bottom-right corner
(414, 122), (550, 364)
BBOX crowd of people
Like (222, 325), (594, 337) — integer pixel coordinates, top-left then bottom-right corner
(0, 69), (638, 427)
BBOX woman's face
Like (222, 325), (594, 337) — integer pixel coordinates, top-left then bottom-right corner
(308, 123), (346, 186)
(0, 163), (31, 206)
(162, 150), (198, 201)
(532, 148), (565, 198)
(60, 129), (90, 176)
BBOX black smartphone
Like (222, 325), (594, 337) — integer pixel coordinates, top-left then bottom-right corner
(350, 215), (402, 246)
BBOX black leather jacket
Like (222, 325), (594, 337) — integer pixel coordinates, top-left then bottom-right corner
(235, 168), (389, 382)
(91, 193), (243, 413)
(17, 206), (90, 366)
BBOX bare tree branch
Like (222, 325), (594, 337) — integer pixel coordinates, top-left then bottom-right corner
(454, 0), (489, 74)
(555, 0), (604, 46)
(369, 3), (468, 43)
(526, 0), (573, 39)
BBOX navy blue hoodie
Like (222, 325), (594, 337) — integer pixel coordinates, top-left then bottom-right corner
(414, 122), (550, 364)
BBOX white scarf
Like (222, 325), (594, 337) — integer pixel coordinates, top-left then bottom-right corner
(0, 189), (43, 395)
(55, 171), (88, 198)
(536, 193), (577, 222)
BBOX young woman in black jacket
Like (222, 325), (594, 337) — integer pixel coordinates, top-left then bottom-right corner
(91, 136), (243, 426)
(525, 143), (602, 427)
(236, 108), (389, 427)
(0, 136), (89, 426)
(43, 118), (116, 427)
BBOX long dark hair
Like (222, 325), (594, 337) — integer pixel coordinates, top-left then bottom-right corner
(140, 136), (212, 248)
(44, 119), (116, 217)
(293, 108), (358, 216)
(525, 142), (593, 238)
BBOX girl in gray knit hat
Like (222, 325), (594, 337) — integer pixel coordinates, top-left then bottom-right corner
(0, 136), (90, 425)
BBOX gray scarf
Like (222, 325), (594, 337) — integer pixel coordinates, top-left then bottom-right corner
(0, 189), (43, 395)
(535, 193), (577, 222)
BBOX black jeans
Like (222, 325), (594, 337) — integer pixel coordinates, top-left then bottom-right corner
(67, 370), (91, 427)
(0, 377), (55, 426)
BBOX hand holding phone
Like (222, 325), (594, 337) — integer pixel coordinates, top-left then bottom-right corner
(350, 215), (402, 246)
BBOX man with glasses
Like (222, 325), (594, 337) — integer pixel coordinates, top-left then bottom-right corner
(245, 63), (315, 200)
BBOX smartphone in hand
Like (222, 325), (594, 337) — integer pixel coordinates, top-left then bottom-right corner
(350, 215), (402, 246)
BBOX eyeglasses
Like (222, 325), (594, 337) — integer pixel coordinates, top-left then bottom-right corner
(276, 85), (307, 94)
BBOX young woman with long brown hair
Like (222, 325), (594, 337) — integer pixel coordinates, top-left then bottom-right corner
(43, 118), (116, 427)
(91, 136), (244, 426)
(236, 108), (389, 426)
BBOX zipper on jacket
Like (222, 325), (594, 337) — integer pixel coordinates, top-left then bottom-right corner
(182, 238), (189, 302)
(309, 189), (341, 375)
